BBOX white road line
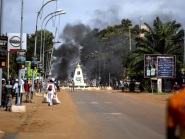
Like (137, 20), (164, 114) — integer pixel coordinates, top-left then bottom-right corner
(103, 113), (122, 115)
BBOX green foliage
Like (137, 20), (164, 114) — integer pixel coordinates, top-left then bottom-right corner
(123, 17), (184, 82)
(7, 30), (54, 79)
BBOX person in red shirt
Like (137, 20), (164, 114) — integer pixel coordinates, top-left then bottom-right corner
(24, 80), (30, 102)
(166, 84), (185, 139)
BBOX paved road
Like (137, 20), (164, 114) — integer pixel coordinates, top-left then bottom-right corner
(69, 90), (166, 139)
(0, 90), (167, 139)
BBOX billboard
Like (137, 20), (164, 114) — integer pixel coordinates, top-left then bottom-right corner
(7, 33), (27, 52)
(24, 61), (39, 79)
(144, 54), (176, 78)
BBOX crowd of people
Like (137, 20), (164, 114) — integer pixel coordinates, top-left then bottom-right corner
(0, 77), (61, 111)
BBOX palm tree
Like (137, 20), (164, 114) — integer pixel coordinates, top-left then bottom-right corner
(123, 17), (184, 91)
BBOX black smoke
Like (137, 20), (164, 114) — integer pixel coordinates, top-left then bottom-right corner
(52, 23), (91, 80)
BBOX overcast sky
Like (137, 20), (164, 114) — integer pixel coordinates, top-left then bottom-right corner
(2, 0), (185, 38)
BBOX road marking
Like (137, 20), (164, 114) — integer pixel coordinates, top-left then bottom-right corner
(90, 102), (99, 104)
(103, 113), (122, 115)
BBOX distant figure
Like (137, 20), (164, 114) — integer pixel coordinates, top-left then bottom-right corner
(120, 81), (124, 92)
(173, 82), (180, 92)
(24, 80), (30, 102)
(4, 81), (13, 111)
(1, 79), (6, 107)
(46, 79), (55, 106)
(13, 79), (19, 105)
(115, 81), (119, 90)
(71, 80), (75, 92)
(166, 84), (185, 139)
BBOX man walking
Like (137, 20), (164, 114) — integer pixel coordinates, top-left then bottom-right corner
(24, 80), (30, 102)
(46, 79), (55, 106)
(13, 79), (18, 105)
(4, 81), (13, 111)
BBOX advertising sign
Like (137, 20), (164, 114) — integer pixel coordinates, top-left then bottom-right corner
(144, 55), (176, 78)
(0, 36), (8, 67)
(24, 61), (39, 79)
(7, 33), (27, 52)
(157, 56), (175, 77)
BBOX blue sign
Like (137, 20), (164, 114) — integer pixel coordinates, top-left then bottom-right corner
(157, 56), (175, 78)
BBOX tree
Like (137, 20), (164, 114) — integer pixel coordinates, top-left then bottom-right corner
(7, 30), (54, 79)
(123, 17), (184, 90)
(26, 29), (54, 61)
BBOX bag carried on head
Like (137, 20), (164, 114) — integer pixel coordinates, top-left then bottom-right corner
(48, 84), (53, 91)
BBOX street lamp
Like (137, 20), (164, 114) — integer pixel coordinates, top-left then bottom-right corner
(42, 11), (66, 77)
(40, 9), (64, 62)
(31, 0), (57, 96)
(37, 9), (64, 93)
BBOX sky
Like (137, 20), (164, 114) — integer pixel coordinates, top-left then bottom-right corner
(2, 0), (185, 37)
(1, 0), (185, 79)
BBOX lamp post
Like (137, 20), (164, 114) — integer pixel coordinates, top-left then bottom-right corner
(42, 11), (66, 77)
(183, 28), (185, 83)
(31, 0), (57, 96)
(15, 0), (24, 105)
(0, 0), (4, 110)
(40, 9), (64, 62)
(37, 9), (64, 93)
(42, 11), (66, 69)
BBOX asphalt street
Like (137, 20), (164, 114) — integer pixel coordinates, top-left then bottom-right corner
(69, 90), (166, 139)
(0, 90), (168, 139)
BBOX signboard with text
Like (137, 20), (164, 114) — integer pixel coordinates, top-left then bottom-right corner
(7, 33), (27, 52)
(144, 54), (176, 78)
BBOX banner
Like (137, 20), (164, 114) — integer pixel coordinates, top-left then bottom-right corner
(144, 54), (176, 78)
(24, 61), (38, 79)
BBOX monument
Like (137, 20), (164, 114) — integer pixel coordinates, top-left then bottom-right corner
(73, 63), (86, 86)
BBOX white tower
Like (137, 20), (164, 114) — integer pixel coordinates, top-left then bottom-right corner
(73, 63), (86, 86)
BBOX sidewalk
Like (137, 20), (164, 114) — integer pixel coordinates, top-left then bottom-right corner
(0, 90), (44, 135)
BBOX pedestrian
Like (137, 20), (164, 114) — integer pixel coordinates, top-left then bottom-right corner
(13, 79), (19, 105)
(173, 82), (180, 92)
(34, 80), (39, 92)
(4, 80), (13, 111)
(166, 83), (185, 139)
(116, 81), (119, 90)
(46, 79), (55, 106)
(28, 79), (33, 103)
(20, 79), (24, 104)
(121, 81), (124, 92)
(71, 80), (75, 92)
(1, 79), (6, 108)
(24, 80), (30, 102)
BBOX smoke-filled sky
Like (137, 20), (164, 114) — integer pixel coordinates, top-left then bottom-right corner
(2, 0), (185, 80)
(2, 0), (185, 35)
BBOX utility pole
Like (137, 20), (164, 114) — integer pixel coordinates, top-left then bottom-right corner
(17, 0), (24, 105)
(0, 0), (4, 111)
